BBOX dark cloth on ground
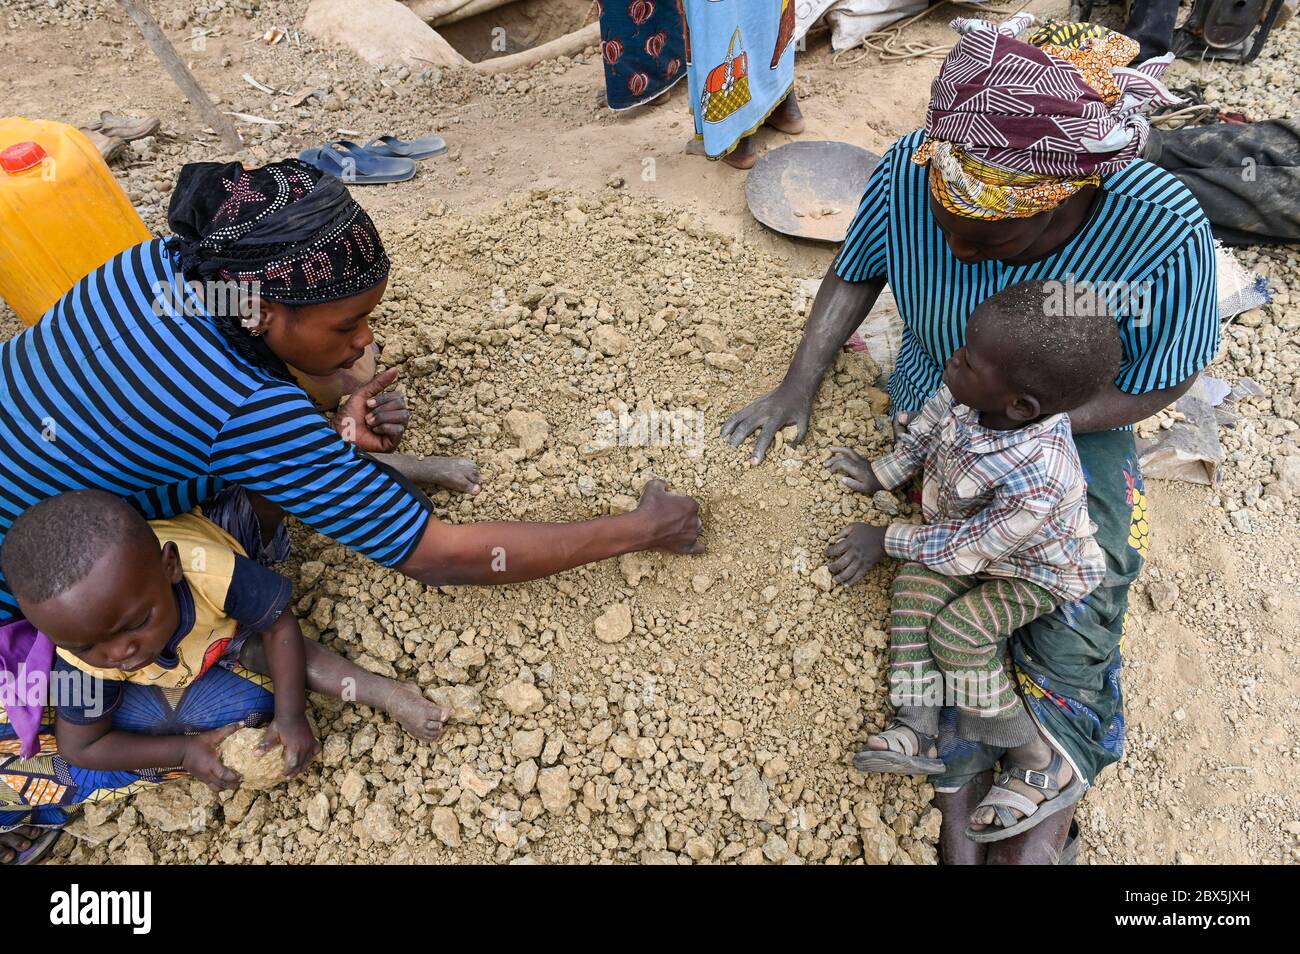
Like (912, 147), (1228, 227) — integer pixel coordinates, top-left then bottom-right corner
(1147, 120), (1300, 246)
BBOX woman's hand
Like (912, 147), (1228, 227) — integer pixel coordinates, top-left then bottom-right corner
(181, 724), (245, 792)
(334, 367), (409, 453)
(634, 479), (706, 554)
(720, 381), (815, 464)
(826, 447), (883, 495)
(260, 714), (321, 777)
(825, 523), (887, 586)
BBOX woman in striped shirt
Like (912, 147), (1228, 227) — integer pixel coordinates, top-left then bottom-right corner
(0, 159), (703, 855)
(723, 15), (1219, 863)
(0, 158), (704, 622)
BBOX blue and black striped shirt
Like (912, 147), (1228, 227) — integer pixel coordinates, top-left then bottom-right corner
(0, 239), (430, 621)
(835, 130), (1220, 416)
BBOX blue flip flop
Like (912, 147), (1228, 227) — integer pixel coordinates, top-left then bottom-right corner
(363, 134), (448, 161)
(298, 142), (417, 184)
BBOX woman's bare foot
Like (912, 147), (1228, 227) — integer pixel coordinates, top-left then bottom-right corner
(0, 826), (41, 864)
(381, 684), (451, 742)
(722, 135), (759, 169)
(764, 90), (805, 135)
(375, 454), (481, 495)
(968, 732), (1074, 832)
(685, 135), (759, 169)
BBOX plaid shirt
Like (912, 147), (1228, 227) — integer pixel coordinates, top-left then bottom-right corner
(874, 387), (1105, 603)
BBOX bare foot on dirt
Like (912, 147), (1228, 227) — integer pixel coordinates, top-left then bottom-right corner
(764, 90), (805, 135)
(685, 135), (759, 169)
(382, 454), (481, 494)
(383, 684), (451, 742)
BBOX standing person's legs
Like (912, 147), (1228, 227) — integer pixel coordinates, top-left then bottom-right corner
(707, 90), (805, 170)
(682, 0), (800, 169)
(765, 89), (804, 135)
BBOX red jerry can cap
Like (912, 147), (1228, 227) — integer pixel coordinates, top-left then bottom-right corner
(1, 141), (47, 174)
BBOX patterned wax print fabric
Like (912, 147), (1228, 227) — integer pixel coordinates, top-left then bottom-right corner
(683, 0), (797, 158)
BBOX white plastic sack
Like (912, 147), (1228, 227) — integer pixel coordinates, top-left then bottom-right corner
(796, 0), (932, 52)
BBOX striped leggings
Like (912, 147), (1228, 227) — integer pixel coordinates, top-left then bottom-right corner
(888, 562), (1057, 716)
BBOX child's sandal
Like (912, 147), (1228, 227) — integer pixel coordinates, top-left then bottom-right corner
(853, 720), (946, 775)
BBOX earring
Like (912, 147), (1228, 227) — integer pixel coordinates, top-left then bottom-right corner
(249, 327), (263, 337)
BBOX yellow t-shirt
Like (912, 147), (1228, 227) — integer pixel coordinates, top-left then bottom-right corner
(56, 510), (286, 692)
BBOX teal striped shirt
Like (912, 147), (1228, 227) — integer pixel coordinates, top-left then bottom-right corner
(835, 130), (1220, 416)
(0, 240), (430, 621)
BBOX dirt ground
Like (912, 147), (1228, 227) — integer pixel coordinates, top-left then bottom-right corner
(2, 0), (1298, 864)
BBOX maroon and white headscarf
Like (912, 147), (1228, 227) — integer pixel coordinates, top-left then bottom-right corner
(920, 13), (1181, 181)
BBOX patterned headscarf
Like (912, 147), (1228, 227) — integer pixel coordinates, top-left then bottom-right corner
(915, 14), (1182, 220)
(167, 159), (389, 305)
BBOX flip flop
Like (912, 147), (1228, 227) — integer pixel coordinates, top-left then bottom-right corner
(853, 720), (946, 775)
(363, 134), (448, 160)
(965, 749), (1085, 844)
(298, 143), (416, 184)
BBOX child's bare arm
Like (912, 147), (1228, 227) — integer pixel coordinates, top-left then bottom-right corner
(55, 717), (243, 790)
(825, 391), (952, 497)
(254, 612), (320, 775)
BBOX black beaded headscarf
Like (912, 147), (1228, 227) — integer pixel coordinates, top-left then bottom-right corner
(166, 159), (390, 377)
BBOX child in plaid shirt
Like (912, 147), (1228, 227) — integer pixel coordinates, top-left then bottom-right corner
(825, 279), (1122, 839)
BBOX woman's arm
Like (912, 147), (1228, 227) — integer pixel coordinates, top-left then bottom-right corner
(215, 387), (703, 581)
(724, 141), (896, 464)
(1068, 373), (1197, 433)
(397, 479), (703, 586)
(1073, 225), (1216, 434)
(721, 267), (885, 463)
